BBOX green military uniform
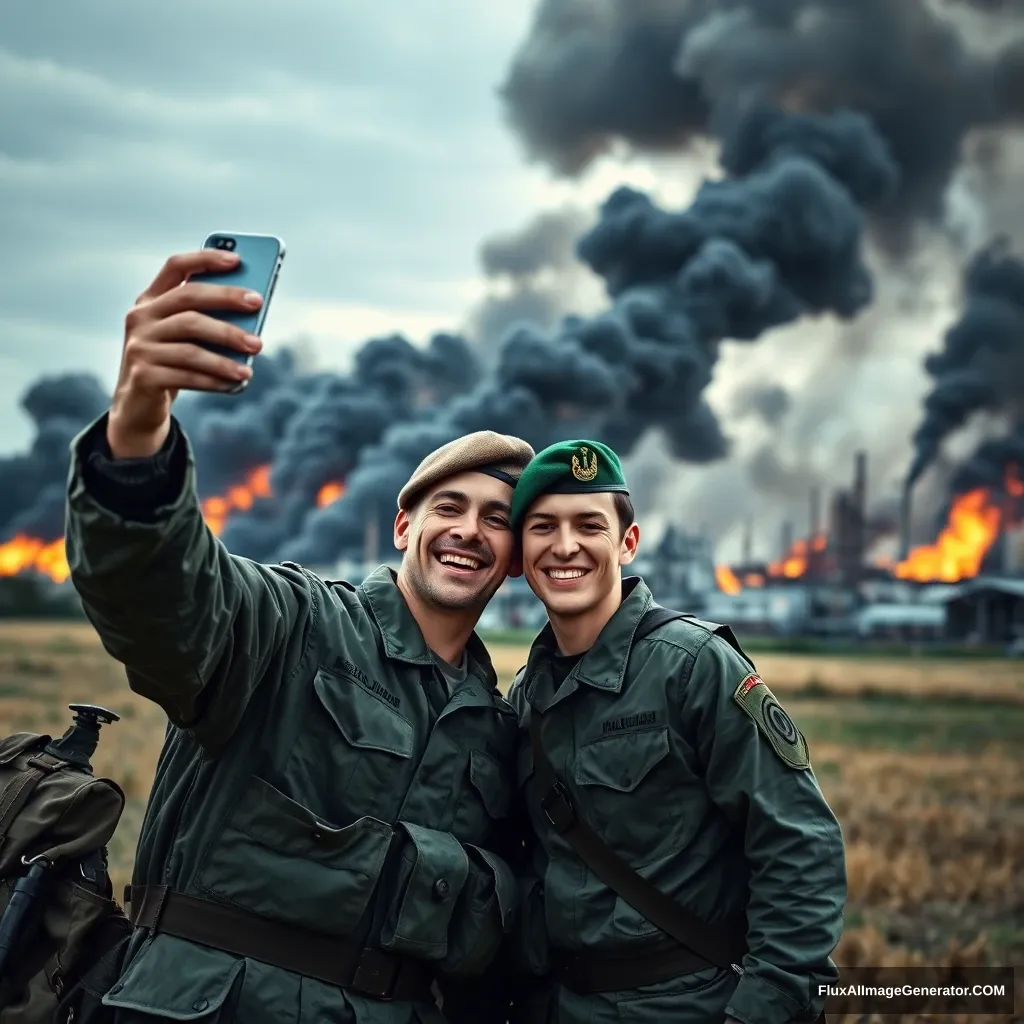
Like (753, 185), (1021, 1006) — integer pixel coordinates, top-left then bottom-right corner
(63, 414), (528, 1024)
(504, 441), (847, 1024)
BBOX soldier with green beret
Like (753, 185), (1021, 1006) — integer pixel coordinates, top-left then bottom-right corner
(503, 438), (847, 1024)
(61, 248), (537, 1024)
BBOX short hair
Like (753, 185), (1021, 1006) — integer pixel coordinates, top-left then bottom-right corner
(613, 492), (635, 537)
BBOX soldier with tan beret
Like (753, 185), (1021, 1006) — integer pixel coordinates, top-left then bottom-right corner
(62, 257), (536, 1024)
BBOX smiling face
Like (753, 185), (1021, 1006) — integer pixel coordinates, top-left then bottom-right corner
(394, 470), (519, 613)
(521, 491), (640, 621)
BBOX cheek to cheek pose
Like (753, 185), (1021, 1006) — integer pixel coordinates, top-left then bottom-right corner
(504, 439), (847, 1024)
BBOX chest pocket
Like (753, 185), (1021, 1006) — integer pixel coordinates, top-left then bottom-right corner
(574, 726), (674, 861)
(284, 667), (416, 827)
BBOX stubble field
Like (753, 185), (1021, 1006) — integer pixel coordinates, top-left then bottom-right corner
(1, 621), (1022, 1021)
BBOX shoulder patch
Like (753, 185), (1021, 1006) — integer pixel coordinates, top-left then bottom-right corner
(732, 673), (809, 770)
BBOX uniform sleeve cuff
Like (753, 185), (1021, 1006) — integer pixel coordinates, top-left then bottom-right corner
(71, 414), (189, 523)
(380, 824), (470, 959)
(726, 971), (808, 1024)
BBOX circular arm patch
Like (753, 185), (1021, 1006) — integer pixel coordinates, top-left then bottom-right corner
(732, 673), (810, 770)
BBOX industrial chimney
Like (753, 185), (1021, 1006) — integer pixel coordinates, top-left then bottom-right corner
(898, 483), (913, 562)
(780, 520), (793, 560)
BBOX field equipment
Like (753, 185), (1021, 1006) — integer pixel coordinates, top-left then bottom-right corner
(0, 704), (131, 1024)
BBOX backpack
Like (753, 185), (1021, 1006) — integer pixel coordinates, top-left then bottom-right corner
(0, 704), (132, 1024)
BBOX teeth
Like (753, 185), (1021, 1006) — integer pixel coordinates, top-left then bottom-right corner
(439, 554), (482, 570)
(547, 568), (587, 580)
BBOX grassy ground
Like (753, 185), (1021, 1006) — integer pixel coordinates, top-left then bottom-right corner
(2, 621), (1022, 1020)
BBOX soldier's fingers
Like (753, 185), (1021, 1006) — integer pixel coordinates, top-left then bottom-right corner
(128, 361), (248, 394)
(135, 250), (240, 304)
(144, 282), (263, 322)
(146, 310), (261, 356)
(140, 336), (255, 383)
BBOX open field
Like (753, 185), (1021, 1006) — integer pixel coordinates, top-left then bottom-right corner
(2, 621), (1022, 1021)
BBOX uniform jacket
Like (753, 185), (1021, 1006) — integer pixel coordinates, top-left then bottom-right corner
(505, 576), (847, 1024)
(64, 414), (519, 1024)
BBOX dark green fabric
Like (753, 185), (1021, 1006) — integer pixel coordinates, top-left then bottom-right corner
(0, 731), (129, 1024)
(64, 413), (521, 1024)
(509, 440), (628, 528)
(505, 577), (846, 1024)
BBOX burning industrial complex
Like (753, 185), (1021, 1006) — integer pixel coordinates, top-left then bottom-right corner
(2, 0), (1024, 648)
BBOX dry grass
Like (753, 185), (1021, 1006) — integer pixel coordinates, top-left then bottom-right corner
(3, 621), (1022, 1021)
(489, 644), (1024, 703)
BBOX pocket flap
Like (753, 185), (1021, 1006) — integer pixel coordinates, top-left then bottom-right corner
(227, 774), (393, 860)
(0, 732), (47, 765)
(102, 935), (243, 1019)
(313, 669), (414, 758)
(468, 749), (509, 819)
(575, 727), (670, 793)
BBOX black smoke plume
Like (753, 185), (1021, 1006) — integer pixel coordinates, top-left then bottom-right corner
(500, 0), (1024, 251)
(0, 99), (896, 567)
(905, 238), (1024, 492)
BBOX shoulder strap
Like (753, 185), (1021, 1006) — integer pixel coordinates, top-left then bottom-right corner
(633, 606), (753, 667)
(528, 694), (747, 969)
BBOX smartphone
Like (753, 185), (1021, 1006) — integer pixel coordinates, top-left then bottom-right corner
(189, 231), (286, 393)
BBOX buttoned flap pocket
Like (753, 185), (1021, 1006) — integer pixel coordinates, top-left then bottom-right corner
(575, 726), (670, 793)
(197, 773), (393, 938)
(102, 934), (244, 1021)
(313, 668), (415, 758)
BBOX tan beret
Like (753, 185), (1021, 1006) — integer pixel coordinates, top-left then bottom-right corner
(397, 431), (536, 510)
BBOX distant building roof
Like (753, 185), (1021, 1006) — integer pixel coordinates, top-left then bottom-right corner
(939, 576), (1024, 602)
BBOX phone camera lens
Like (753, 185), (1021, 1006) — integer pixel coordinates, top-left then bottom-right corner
(224, 238), (236, 251)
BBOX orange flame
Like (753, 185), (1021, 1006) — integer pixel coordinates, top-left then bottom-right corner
(894, 465), (1021, 582)
(201, 465), (272, 536)
(894, 489), (1000, 582)
(0, 462), (355, 585)
(316, 481), (346, 507)
(0, 535), (70, 584)
(715, 565), (742, 594)
(767, 533), (827, 580)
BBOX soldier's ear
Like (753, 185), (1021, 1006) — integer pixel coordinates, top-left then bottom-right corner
(618, 522), (640, 565)
(394, 508), (412, 551)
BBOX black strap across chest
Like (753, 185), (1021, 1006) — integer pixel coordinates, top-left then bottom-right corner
(527, 605), (749, 972)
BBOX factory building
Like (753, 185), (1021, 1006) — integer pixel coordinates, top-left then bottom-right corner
(941, 577), (1024, 648)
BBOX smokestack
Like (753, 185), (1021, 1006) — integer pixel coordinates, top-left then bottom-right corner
(853, 451), (867, 514)
(780, 521), (793, 560)
(809, 486), (821, 538)
(898, 483), (913, 562)
(851, 450), (867, 584)
(742, 518), (752, 564)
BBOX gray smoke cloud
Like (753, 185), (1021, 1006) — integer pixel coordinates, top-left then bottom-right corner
(7, 0), (1024, 570)
(499, 0), (1024, 252)
(0, 98), (899, 566)
(467, 206), (598, 353)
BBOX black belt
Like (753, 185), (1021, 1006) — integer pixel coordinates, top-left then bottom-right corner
(552, 942), (734, 995)
(125, 885), (434, 1003)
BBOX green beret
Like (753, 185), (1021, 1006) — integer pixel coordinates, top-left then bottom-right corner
(510, 439), (628, 528)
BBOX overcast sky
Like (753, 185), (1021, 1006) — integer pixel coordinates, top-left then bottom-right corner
(0, 0), (609, 453)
